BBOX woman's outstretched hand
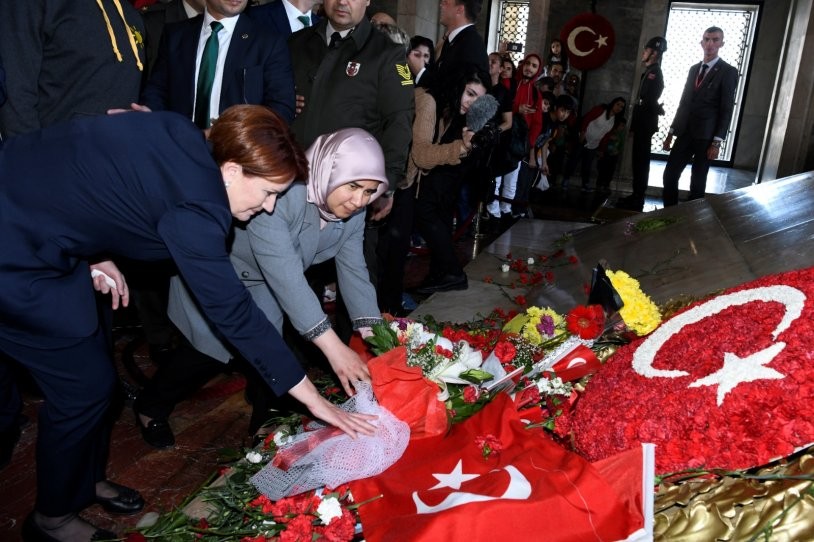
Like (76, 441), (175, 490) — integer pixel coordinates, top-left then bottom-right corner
(288, 377), (377, 439)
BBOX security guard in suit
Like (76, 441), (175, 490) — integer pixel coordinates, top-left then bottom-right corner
(618, 36), (666, 211)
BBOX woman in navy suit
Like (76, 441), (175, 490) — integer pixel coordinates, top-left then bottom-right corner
(0, 105), (377, 541)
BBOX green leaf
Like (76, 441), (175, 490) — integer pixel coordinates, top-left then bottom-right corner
(365, 322), (400, 356)
(459, 368), (495, 384)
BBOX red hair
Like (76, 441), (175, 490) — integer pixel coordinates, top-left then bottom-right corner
(209, 105), (308, 183)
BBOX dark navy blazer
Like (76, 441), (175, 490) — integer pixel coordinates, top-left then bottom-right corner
(142, 13), (295, 123)
(247, 0), (320, 37)
(0, 112), (301, 395)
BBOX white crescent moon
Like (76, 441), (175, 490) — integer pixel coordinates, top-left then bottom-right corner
(412, 465), (531, 514)
(566, 357), (587, 369)
(567, 26), (596, 57)
(632, 285), (806, 379)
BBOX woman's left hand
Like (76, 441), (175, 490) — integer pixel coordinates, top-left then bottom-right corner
(89, 260), (130, 310)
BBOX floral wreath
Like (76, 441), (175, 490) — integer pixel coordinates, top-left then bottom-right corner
(568, 267), (814, 473)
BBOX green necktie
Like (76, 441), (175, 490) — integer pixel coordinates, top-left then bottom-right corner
(194, 21), (223, 129)
(297, 15), (311, 28)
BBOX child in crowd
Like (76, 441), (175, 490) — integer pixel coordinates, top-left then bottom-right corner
(546, 38), (569, 73)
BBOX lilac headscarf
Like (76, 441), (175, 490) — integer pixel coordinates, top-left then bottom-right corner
(305, 128), (389, 222)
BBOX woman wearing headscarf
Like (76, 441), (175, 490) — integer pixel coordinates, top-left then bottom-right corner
(0, 106), (377, 542)
(160, 128), (388, 436)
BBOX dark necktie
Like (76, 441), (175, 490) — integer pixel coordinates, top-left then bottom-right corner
(329, 31), (342, 48)
(194, 21), (223, 129)
(297, 15), (311, 28)
(695, 63), (709, 90)
(437, 34), (449, 66)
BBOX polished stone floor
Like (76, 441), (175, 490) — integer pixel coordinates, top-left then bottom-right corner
(2, 164), (806, 541)
(415, 170), (814, 322)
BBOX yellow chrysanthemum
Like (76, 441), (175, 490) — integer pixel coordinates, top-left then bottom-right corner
(607, 269), (662, 335)
(503, 306), (565, 346)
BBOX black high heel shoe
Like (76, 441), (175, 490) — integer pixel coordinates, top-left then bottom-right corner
(94, 481), (145, 515)
(22, 513), (117, 542)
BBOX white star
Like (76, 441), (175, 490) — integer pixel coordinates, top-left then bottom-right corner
(595, 35), (608, 48)
(428, 459), (479, 490)
(689, 342), (786, 406)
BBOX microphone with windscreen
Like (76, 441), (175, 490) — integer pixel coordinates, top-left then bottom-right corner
(466, 94), (500, 154)
(466, 94), (499, 132)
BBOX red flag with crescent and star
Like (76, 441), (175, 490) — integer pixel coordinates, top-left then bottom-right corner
(350, 394), (652, 542)
(560, 13), (616, 71)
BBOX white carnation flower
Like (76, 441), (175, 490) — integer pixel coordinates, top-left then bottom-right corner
(501, 263), (510, 273)
(527, 257), (535, 265)
(317, 496), (343, 525)
(245, 451), (263, 464)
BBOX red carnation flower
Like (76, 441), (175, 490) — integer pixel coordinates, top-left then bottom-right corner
(566, 305), (605, 339)
(475, 434), (503, 459)
(493, 341), (516, 362)
(463, 385), (480, 404)
(514, 295), (527, 306)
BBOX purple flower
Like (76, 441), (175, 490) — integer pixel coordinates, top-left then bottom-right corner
(537, 315), (555, 337)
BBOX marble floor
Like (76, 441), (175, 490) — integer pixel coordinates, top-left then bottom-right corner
(413, 170), (814, 324)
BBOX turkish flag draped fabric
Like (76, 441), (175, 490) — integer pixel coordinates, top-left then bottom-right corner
(350, 394), (650, 542)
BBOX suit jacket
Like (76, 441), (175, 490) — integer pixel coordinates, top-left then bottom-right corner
(670, 59), (738, 141)
(288, 17), (414, 189)
(435, 24), (489, 75)
(0, 112), (302, 396)
(141, 0), (193, 77)
(428, 23), (489, 92)
(246, 0), (319, 36)
(142, 12), (295, 123)
(168, 183), (382, 363)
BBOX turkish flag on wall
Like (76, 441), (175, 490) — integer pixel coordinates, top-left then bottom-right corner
(350, 394), (651, 542)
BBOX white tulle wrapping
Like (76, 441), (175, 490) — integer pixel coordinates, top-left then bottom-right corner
(250, 382), (410, 500)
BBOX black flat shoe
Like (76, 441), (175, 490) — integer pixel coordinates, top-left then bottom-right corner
(134, 408), (175, 449)
(95, 481), (145, 515)
(22, 513), (117, 542)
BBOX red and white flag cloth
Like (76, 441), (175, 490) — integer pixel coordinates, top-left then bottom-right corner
(350, 394), (654, 542)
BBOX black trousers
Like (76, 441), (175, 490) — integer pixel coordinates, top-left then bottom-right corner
(663, 135), (712, 206)
(630, 129), (656, 199)
(0, 326), (114, 516)
(377, 184), (417, 313)
(134, 341), (227, 421)
(415, 170), (464, 279)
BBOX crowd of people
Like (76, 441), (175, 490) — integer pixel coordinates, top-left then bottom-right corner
(0, 0), (738, 540)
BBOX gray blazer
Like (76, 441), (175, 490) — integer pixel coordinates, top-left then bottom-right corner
(670, 58), (738, 141)
(168, 183), (382, 362)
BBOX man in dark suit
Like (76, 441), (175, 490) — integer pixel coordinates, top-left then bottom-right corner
(661, 26), (738, 206)
(434, 0), (489, 83)
(247, 0), (319, 36)
(141, 0), (295, 125)
(140, 0), (204, 76)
